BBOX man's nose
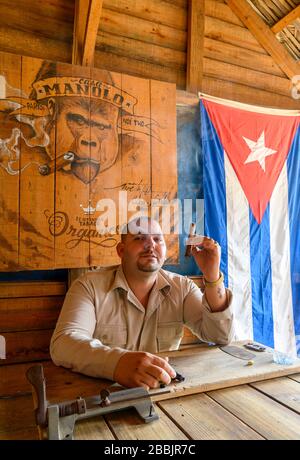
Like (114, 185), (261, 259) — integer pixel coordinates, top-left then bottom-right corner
(144, 237), (155, 250)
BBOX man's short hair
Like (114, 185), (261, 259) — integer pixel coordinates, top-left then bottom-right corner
(120, 216), (159, 242)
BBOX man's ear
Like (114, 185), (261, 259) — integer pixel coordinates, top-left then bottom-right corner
(116, 242), (124, 259)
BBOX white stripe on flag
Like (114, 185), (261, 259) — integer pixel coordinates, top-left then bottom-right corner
(224, 153), (253, 341)
(269, 163), (296, 356)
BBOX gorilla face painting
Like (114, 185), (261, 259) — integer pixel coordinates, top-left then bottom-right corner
(52, 97), (120, 183)
(0, 61), (137, 184)
(0, 52), (178, 271)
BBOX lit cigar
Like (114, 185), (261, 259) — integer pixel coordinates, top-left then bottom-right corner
(39, 151), (75, 176)
(185, 223), (196, 257)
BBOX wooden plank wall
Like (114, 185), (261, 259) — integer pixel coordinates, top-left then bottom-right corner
(0, 281), (66, 364)
(0, 51), (178, 270)
(0, 0), (298, 109)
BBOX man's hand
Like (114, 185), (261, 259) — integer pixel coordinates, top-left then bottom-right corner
(191, 236), (220, 281)
(113, 351), (176, 389)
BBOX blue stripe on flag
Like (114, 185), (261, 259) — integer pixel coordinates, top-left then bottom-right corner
(287, 126), (300, 356)
(249, 206), (274, 348)
(201, 102), (228, 287)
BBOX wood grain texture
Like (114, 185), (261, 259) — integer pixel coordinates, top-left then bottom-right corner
(1, 329), (53, 364)
(208, 384), (300, 440)
(104, 405), (188, 440)
(205, 16), (268, 54)
(151, 343), (300, 401)
(202, 76), (300, 109)
(99, 8), (186, 51)
(158, 392), (263, 439)
(0, 52), (21, 270)
(250, 376), (300, 414)
(150, 79), (178, 263)
(0, 296), (64, 332)
(19, 55), (55, 269)
(0, 394), (39, 440)
(54, 61), (91, 268)
(75, 416), (114, 440)
(103, 0), (187, 30)
(289, 373), (300, 383)
(96, 31), (186, 71)
(82, 0), (103, 67)
(203, 57), (292, 97)
(205, 0), (243, 26)
(88, 67), (122, 267)
(226, 0), (300, 79)
(0, 360), (110, 399)
(0, 1), (298, 113)
(2, 344), (300, 440)
(0, 281), (66, 298)
(204, 37), (285, 77)
(0, 49), (178, 269)
(186, 0), (205, 93)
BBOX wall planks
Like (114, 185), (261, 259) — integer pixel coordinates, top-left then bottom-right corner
(0, 50), (178, 270)
(0, 0), (298, 109)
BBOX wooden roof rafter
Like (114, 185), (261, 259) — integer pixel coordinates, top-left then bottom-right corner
(72, 0), (103, 67)
(226, 0), (300, 80)
(272, 5), (300, 33)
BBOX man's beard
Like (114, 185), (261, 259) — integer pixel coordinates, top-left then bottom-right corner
(137, 255), (161, 272)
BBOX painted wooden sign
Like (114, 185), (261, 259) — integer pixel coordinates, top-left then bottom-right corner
(0, 51), (177, 270)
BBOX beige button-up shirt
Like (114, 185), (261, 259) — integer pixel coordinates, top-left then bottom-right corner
(50, 265), (234, 380)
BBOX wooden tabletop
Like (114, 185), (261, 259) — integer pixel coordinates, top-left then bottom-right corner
(1, 342), (300, 440)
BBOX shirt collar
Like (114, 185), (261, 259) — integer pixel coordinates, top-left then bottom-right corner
(111, 265), (130, 292)
(111, 265), (171, 295)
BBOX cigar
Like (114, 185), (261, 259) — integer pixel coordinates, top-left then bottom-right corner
(185, 223), (196, 257)
(39, 151), (75, 176)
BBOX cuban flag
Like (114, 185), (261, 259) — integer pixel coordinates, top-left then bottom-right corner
(201, 95), (300, 357)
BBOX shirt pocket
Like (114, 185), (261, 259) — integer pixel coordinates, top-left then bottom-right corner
(157, 322), (183, 352)
(96, 325), (127, 348)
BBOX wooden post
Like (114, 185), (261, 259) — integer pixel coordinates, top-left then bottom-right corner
(72, 0), (103, 67)
(186, 0), (205, 93)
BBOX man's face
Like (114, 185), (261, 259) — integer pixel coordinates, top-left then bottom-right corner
(117, 220), (167, 274)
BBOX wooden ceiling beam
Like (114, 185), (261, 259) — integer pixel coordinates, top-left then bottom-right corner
(271, 5), (300, 34)
(226, 0), (300, 80)
(186, 0), (205, 93)
(72, 0), (103, 67)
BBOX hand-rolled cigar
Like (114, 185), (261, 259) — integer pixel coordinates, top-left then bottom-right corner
(39, 151), (75, 176)
(185, 222), (196, 257)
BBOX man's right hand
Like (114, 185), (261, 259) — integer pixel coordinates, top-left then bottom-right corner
(113, 351), (176, 389)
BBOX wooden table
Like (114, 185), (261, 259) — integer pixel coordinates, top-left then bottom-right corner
(1, 342), (300, 440)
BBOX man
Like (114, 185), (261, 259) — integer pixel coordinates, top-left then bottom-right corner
(50, 217), (234, 389)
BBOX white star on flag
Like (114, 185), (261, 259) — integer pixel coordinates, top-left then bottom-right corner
(243, 132), (277, 172)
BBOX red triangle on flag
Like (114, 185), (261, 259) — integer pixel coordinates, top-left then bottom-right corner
(203, 100), (299, 224)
